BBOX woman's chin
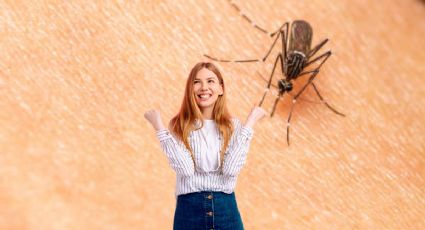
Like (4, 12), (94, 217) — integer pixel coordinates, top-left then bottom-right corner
(196, 101), (215, 110)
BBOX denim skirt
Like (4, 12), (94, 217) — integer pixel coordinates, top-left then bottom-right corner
(173, 191), (244, 230)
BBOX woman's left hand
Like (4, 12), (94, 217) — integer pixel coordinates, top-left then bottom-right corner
(244, 105), (267, 129)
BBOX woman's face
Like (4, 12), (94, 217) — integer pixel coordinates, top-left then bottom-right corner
(193, 68), (223, 112)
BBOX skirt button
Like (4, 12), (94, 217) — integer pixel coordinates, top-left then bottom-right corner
(207, 194), (213, 199)
(207, 211), (213, 216)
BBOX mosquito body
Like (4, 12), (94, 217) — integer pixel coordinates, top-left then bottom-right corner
(204, 2), (345, 145)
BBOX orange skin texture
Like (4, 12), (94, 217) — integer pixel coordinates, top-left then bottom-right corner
(0, 0), (424, 229)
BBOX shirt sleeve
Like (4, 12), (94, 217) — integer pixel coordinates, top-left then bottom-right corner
(156, 129), (195, 176)
(221, 119), (254, 177)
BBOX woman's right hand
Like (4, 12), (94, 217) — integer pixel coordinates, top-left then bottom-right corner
(144, 110), (166, 131)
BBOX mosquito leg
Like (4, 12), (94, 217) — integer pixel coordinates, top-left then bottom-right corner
(203, 54), (260, 63)
(285, 70), (320, 145)
(304, 50), (331, 69)
(270, 22), (289, 37)
(262, 23), (289, 62)
(286, 98), (297, 146)
(204, 20), (289, 64)
(304, 50), (344, 115)
(204, 29), (283, 64)
(270, 93), (284, 117)
(205, 23), (289, 64)
(311, 82), (345, 116)
(258, 76), (320, 105)
(294, 71), (319, 99)
(228, 0), (269, 34)
(262, 31), (281, 62)
(308, 38), (329, 58)
(282, 23), (289, 62)
(259, 54), (283, 106)
(287, 91), (321, 104)
(257, 71), (278, 88)
(293, 69), (321, 79)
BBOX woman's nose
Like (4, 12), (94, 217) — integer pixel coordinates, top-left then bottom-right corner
(201, 82), (208, 90)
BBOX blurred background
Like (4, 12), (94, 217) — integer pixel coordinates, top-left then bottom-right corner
(0, 0), (424, 229)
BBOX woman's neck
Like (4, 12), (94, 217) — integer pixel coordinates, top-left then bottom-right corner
(201, 107), (214, 120)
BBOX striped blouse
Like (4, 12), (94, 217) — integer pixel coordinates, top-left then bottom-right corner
(155, 118), (254, 197)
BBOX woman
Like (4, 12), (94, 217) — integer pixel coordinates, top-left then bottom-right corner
(144, 62), (265, 229)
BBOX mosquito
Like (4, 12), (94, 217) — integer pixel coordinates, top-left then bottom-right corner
(204, 1), (345, 145)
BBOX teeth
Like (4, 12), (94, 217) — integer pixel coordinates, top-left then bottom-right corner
(199, 94), (210, 99)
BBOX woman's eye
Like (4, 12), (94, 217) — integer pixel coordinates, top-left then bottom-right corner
(208, 80), (215, 83)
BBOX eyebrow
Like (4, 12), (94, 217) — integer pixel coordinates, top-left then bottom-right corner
(194, 77), (216, 80)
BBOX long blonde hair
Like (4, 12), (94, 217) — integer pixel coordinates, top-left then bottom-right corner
(169, 62), (233, 170)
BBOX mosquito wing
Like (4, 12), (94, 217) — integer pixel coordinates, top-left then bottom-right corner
(288, 20), (313, 55)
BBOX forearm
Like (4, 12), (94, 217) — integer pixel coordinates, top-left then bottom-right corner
(243, 118), (256, 129)
(222, 125), (254, 176)
(152, 120), (166, 131)
(156, 130), (195, 176)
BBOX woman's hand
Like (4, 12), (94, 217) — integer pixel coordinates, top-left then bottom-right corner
(144, 110), (166, 131)
(244, 105), (267, 129)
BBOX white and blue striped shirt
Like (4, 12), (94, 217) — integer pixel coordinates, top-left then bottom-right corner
(156, 118), (254, 197)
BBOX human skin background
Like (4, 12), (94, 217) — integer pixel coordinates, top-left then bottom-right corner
(0, 0), (424, 229)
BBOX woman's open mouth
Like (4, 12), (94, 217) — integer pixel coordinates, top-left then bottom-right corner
(198, 94), (212, 100)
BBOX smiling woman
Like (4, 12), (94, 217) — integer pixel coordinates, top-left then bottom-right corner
(144, 62), (266, 229)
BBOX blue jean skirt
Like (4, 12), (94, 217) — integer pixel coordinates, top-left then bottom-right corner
(173, 191), (244, 230)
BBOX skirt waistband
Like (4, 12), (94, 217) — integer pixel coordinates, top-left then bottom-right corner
(177, 191), (235, 199)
